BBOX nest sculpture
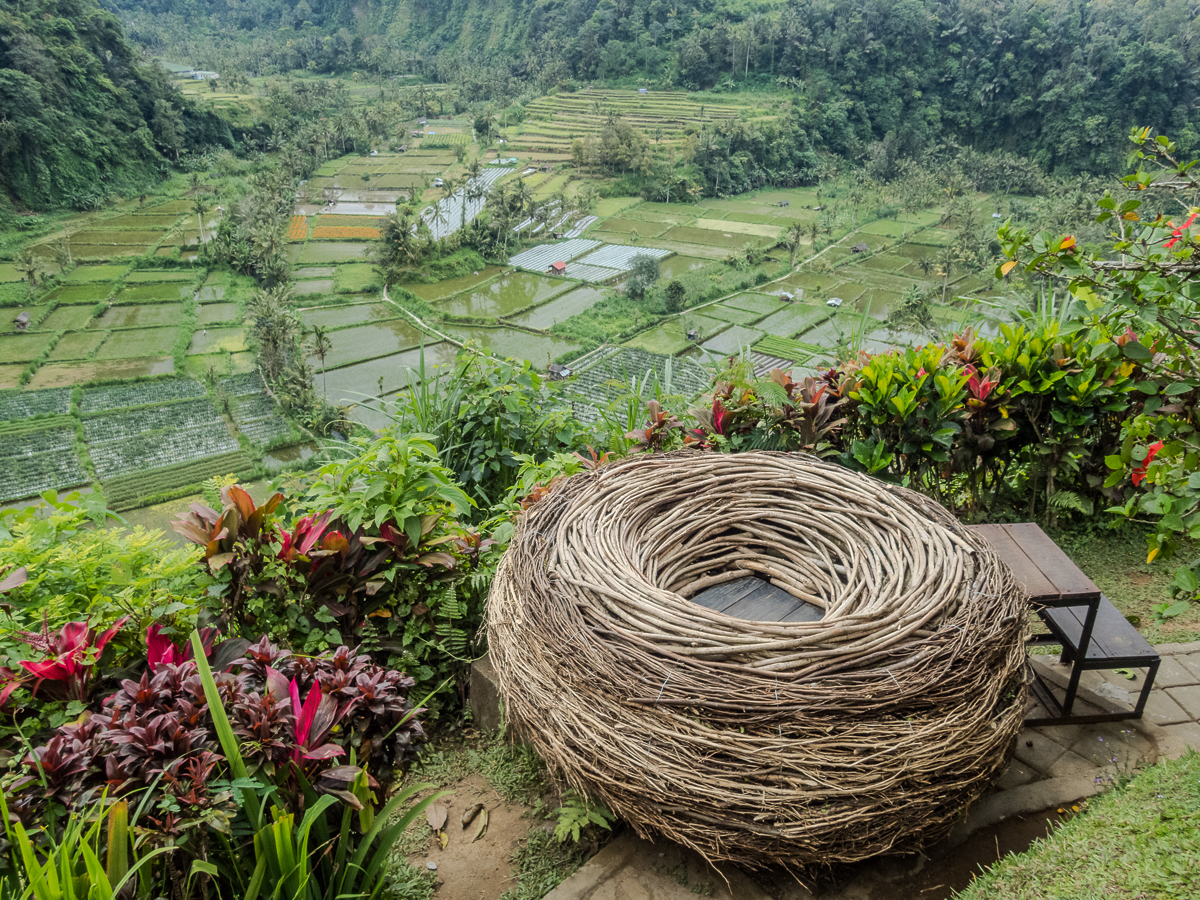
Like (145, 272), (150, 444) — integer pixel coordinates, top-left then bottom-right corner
(487, 451), (1028, 867)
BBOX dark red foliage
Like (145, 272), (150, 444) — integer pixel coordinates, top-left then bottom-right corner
(11, 633), (426, 823)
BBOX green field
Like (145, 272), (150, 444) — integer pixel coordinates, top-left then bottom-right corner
(189, 327), (247, 354)
(47, 331), (108, 360)
(94, 326), (180, 359)
(37, 306), (96, 331)
(93, 304), (186, 329)
(300, 242), (372, 264)
(0, 333), (51, 362)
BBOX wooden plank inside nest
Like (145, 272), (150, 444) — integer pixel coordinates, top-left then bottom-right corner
(691, 575), (823, 623)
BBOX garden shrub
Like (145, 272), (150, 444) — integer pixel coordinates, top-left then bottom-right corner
(0, 492), (205, 734)
(4, 627), (427, 900)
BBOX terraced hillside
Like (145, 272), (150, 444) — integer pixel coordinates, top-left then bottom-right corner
(508, 90), (778, 159)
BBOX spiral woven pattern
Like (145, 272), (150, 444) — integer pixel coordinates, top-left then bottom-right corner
(487, 451), (1027, 867)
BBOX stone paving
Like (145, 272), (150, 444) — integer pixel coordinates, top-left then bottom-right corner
(542, 641), (1200, 900)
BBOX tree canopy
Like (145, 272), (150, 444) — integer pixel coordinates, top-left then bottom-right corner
(114, 0), (1200, 175)
(0, 0), (233, 210)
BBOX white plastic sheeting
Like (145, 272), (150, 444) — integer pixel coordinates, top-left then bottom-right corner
(575, 244), (671, 272)
(420, 167), (508, 239)
(509, 239), (601, 271)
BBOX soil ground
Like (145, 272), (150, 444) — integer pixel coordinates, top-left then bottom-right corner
(405, 773), (545, 900)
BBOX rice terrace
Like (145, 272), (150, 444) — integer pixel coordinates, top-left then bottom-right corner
(2, 2), (1200, 900)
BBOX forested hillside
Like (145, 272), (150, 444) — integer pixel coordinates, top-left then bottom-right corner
(114, 0), (1200, 174)
(0, 0), (233, 211)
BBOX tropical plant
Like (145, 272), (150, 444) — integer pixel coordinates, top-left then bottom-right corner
(0, 793), (175, 900)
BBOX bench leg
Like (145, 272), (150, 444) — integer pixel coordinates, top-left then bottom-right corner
(1131, 659), (1161, 718)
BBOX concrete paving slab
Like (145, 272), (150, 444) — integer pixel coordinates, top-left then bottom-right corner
(543, 830), (775, 900)
(1067, 724), (1156, 767)
(1141, 691), (1192, 727)
(1014, 731), (1068, 773)
(942, 776), (1103, 848)
(1175, 653), (1200, 682)
(1151, 656), (1199, 688)
(995, 760), (1037, 790)
(1166, 683), (1200, 718)
(1047, 749), (1103, 778)
(1156, 721), (1200, 759)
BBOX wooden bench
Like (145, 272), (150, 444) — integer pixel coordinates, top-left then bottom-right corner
(968, 522), (1161, 725)
(689, 522), (1160, 726)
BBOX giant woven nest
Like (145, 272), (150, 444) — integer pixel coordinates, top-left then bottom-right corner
(487, 451), (1028, 867)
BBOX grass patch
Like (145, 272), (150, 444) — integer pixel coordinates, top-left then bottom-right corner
(115, 284), (190, 303)
(1054, 525), (1200, 643)
(623, 324), (693, 356)
(0, 333), (52, 362)
(723, 292), (786, 316)
(45, 284), (113, 304)
(704, 304), (765, 326)
(695, 217), (782, 239)
(37, 306), (96, 331)
(197, 303), (240, 326)
(956, 751), (1200, 900)
(28, 358), (175, 388)
(123, 269), (196, 283)
(63, 265), (127, 282)
(333, 263), (382, 294)
(47, 332), (108, 361)
(661, 226), (769, 249)
(93, 303), (186, 329)
(189, 327), (247, 355)
(300, 242), (372, 264)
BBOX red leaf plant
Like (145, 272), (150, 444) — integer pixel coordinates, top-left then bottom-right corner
(9, 636), (427, 826)
(14, 615), (129, 702)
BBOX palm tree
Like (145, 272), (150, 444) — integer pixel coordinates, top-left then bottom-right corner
(248, 284), (300, 382)
(808, 220), (820, 258)
(51, 236), (72, 274)
(937, 245), (959, 304)
(311, 325), (333, 398)
(14, 248), (41, 295)
(193, 196), (209, 243)
(787, 221), (806, 266)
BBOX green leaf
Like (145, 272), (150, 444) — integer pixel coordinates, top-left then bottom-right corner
(1174, 566), (1199, 593)
(1122, 340), (1152, 360)
(1164, 381), (1193, 396)
(1162, 600), (1191, 618)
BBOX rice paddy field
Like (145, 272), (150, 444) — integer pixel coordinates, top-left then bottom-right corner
(508, 89), (779, 160)
(0, 205), (301, 505)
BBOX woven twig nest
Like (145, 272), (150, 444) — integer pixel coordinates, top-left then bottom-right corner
(487, 451), (1027, 867)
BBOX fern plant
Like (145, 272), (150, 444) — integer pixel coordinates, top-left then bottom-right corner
(550, 791), (616, 844)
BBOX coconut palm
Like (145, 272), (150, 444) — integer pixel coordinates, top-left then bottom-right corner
(14, 248), (41, 294)
(248, 284), (300, 382)
(311, 325), (333, 398)
(787, 221), (806, 266)
(937, 244), (959, 304)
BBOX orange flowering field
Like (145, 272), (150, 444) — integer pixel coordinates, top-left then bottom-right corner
(315, 215), (385, 228)
(312, 225), (381, 239)
(286, 215), (307, 240)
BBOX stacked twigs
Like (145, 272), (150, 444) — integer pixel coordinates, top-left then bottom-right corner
(487, 451), (1028, 868)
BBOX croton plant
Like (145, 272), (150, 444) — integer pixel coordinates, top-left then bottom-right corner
(9, 623), (425, 835)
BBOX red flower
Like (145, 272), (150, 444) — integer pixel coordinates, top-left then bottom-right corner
(1131, 441), (1165, 486)
(1164, 212), (1198, 248)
